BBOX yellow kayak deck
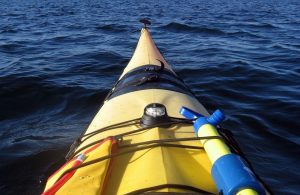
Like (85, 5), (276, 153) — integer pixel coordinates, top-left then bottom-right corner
(43, 26), (266, 195)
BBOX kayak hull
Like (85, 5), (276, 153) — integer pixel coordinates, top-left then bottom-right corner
(43, 27), (258, 195)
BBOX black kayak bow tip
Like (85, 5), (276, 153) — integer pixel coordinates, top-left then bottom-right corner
(140, 19), (151, 28)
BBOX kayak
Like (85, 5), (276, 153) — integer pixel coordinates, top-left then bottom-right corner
(42, 21), (269, 195)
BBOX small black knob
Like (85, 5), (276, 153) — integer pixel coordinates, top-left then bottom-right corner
(139, 19), (151, 28)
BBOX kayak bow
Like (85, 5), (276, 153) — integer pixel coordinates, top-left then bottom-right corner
(43, 22), (268, 195)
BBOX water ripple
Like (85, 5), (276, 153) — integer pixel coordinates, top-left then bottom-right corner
(161, 22), (225, 35)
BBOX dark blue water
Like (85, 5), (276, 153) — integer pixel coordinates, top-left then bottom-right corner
(0, 0), (299, 194)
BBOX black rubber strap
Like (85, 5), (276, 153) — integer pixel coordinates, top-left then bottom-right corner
(125, 184), (214, 195)
(122, 64), (178, 79)
(107, 65), (195, 100)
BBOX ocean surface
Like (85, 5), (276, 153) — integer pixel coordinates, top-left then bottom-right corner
(0, 0), (299, 194)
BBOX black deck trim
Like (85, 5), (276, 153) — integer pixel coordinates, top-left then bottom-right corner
(107, 65), (195, 100)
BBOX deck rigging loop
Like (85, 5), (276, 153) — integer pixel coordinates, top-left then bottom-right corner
(65, 116), (195, 160)
(156, 59), (165, 71)
(58, 135), (224, 185)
